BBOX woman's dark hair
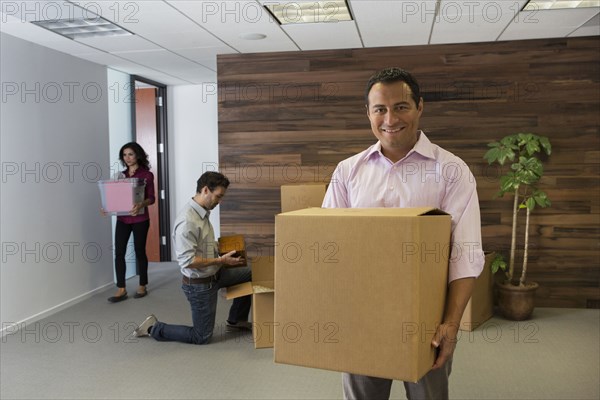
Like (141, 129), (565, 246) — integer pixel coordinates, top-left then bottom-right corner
(119, 142), (150, 170)
(197, 171), (230, 193)
(365, 67), (421, 106)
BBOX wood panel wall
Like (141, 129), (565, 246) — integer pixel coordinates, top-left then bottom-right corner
(217, 37), (600, 308)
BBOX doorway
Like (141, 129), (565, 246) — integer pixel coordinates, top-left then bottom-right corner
(130, 76), (171, 262)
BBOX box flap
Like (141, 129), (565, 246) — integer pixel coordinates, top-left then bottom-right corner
(226, 282), (253, 300)
(226, 281), (274, 300)
(251, 257), (274, 283)
(277, 207), (448, 217)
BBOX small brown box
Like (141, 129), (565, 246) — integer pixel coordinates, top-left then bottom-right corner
(280, 183), (327, 213)
(218, 234), (247, 267)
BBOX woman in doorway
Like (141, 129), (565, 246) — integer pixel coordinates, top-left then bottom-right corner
(108, 142), (155, 303)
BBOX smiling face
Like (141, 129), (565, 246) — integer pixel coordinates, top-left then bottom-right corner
(366, 81), (423, 162)
(121, 147), (138, 169)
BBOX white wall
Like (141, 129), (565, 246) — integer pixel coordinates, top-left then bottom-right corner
(0, 34), (223, 331)
(0, 33), (113, 331)
(168, 82), (221, 245)
(106, 69), (136, 281)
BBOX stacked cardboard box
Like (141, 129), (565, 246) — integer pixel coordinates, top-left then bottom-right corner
(280, 183), (327, 212)
(274, 207), (452, 382)
(459, 252), (495, 331)
(226, 183), (329, 349)
(226, 256), (274, 348)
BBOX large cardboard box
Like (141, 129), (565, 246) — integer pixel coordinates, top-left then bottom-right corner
(227, 256), (274, 348)
(274, 207), (451, 382)
(280, 183), (327, 213)
(459, 252), (495, 331)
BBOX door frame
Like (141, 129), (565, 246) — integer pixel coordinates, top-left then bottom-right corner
(130, 75), (171, 261)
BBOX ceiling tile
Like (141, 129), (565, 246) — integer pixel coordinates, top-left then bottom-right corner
(172, 46), (237, 70)
(351, 0), (438, 47)
(170, 0), (299, 52)
(499, 8), (600, 40)
(431, 0), (529, 44)
(569, 12), (600, 37)
(282, 20), (362, 50)
(76, 34), (161, 53)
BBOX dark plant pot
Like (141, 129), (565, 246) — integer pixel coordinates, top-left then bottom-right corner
(496, 282), (539, 321)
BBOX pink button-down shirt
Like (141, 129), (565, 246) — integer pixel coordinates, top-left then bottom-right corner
(322, 132), (485, 282)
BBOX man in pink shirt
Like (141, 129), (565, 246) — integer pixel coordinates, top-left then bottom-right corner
(322, 67), (485, 400)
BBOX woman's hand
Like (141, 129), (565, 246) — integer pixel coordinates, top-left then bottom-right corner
(130, 202), (144, 216)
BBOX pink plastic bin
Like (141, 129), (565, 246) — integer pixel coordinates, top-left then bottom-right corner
(98, 178), (146, 216)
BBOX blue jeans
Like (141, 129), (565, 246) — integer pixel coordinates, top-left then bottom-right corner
(150, 266), (252, 345)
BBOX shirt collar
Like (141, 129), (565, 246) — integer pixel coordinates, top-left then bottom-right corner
(189, 198), (210, 219)
(411, 132), (436, 160)
(363, 131), (436, 162)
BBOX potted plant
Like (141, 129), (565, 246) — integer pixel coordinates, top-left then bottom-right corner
(484, 133), (552, 320)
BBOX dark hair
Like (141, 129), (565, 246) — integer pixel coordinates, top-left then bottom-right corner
(119, 142), (150, 170)
(365, 67), (421, 106)
(197, 171), (230, 193)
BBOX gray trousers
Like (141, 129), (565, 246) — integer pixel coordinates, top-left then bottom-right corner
(342, 359), (453, 400)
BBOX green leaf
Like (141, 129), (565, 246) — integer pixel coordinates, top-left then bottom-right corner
(525, 140), (540, 156)
(500, 175), (519, 193)
(491, 254), (507, 274)
(499, 148), (516, 165)
(539, 136), (552, 155)
(526, 197), (536, 210)
(500, 136), (516, 147)
(484, 147), (501, 164)
(533, 190), (551, 208)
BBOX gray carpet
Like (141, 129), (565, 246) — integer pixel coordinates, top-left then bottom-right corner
(1, 261), (598, 399)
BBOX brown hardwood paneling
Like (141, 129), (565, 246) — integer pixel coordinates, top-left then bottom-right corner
(218, 37), (600, 309)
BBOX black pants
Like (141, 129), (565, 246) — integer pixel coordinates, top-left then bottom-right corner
(114, 219), (150, 288)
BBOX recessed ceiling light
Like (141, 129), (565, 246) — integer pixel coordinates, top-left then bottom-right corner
(240, 33), (267, 40)
(523, 0), (600, 10)
(264, 0), (353, 25)
(31, 17), (133, 40)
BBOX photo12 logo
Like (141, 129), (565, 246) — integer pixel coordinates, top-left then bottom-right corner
(1, 161), (103, 184)
(398, 1), (538, 24)
(1, 1), (140, 25)
(1, 241), (104, 264)
(2, 81), (103, 104)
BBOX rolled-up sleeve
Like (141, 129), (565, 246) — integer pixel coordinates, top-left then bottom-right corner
(144, 171), (155, 205)
(173, 218), (198, 270)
